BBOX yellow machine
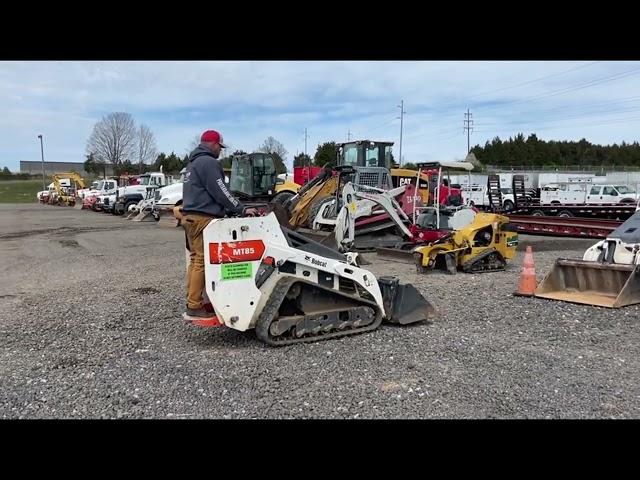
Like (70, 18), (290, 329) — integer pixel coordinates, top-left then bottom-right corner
(413, 212), (519, 274)
(286, 140), (431, 229)
(52, 172), (86, 206)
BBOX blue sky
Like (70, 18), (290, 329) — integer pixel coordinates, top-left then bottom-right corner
(2, 61), (640, 172)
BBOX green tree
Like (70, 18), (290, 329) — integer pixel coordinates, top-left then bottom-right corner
(313, 141), (338, 167)
(2, 166), (10, 174)
(83, 153), (102, 176)
(153, 152), (183, 174)
(294, 153), (312, 168)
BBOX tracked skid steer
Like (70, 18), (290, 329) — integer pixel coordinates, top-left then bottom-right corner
(535, 209), (640, 308)
(185, 212), (436, 346)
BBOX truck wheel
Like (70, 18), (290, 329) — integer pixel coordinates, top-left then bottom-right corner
(124, 200), (138, 213)
(272, 191), (294, 206)
(557, 210), (573, 218)
(503, 200), (514, 211)
(531, 209), (545, 216)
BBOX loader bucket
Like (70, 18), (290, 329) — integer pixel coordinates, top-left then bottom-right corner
(535, 259), (640, 308)
(74, 199), (83, 209)
(378, 276), (436, 324)
(131, 209), (154, 222)
(375, 246), (416, 264)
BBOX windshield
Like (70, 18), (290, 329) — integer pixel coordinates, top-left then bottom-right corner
(230, 157), (253, 195)
(96, 180), (105, 190)
(342, 145), (358, 167)
(501, 188), (513, 194)
(615, 185), (636, 194)
(365, 144), (378, 167)
(138, 176), (151, 186)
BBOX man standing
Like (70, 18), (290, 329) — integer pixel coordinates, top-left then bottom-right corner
(182, 129), (256, 321)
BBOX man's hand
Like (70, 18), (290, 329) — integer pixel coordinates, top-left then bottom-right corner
(244, 207), (259, 217)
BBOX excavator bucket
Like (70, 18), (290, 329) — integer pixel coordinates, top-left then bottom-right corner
(74, 198), (84, 209)
(378, 276), (436, 324)
(535, 258), (640, 308)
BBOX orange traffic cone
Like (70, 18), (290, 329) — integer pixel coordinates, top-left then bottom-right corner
(514, 245), (537, 297)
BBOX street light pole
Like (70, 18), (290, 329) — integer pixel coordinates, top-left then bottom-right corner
(37, 134), (45, 190)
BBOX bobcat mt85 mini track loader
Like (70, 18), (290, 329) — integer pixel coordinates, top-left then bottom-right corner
(183, 211), (436, 346)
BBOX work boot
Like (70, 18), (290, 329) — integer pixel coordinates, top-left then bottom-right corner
(182, 307), (215, 321)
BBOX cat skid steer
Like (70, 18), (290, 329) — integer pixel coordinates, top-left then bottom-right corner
(183, 211), (436, 346)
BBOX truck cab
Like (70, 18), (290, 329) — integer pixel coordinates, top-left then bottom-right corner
(78, 178), (118, 200)
(114, 172), (174, 214)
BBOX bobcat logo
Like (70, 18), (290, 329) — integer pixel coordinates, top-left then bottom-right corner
(303, 254), (326, 268)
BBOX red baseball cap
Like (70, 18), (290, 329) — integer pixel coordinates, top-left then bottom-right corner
(201, 130), (227, 148)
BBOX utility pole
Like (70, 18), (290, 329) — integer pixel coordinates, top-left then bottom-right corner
(304, 128), (310, 182)
(464, 109), (474, 154)
(347, 129), (352, 142)
(139, 125), (143, 173)
(397, 100), (406, 167)
(37, 134), (45, 190)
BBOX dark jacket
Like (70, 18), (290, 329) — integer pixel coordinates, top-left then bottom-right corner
(182, 144), (245, 217)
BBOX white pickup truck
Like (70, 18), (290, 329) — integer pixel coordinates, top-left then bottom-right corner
(540, 182), (639, 205)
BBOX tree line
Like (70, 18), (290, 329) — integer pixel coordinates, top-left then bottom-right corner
(84, 111), (295, 177)
(470, 133), (640, 168)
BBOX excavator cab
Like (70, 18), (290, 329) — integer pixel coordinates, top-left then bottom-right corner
(230, 153), (279, 199)
(337, 140), (395, 169)
(229, 153), (300, 205)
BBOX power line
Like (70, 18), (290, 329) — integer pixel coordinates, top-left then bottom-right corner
(405, 65), (640, 126)
(479, 66), (640, 113)
(467, 61), (601, 99)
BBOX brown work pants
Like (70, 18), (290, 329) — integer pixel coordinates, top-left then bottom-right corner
(183, 213), (216, 310)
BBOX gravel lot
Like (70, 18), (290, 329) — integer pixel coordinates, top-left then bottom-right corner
(1, 203), (639, 419)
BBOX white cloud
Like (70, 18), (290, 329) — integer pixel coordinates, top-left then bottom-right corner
(1, 61), (640, 171)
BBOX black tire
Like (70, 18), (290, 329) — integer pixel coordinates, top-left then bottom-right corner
(503, 199), (515, 211)
(531, 209), (545, 216)
(272, 191), (294, 206)
(307, 196), (336, 228)
(557, 210), (573, 218)
(124, 200), (138, 213)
